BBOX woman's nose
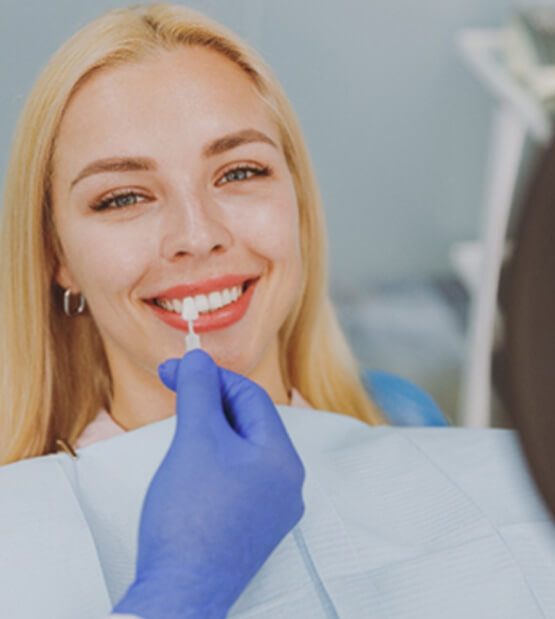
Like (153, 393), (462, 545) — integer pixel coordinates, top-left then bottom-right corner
(158, 190), (232, 261)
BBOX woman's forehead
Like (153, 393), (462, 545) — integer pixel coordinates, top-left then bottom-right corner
(54, 46), (278, 172)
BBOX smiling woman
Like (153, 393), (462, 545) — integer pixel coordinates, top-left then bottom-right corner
(0, 2), (386, 466)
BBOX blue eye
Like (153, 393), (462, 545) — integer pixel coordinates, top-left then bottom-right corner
(90, 190), (148, 212)
(90, 164), (272, 211)
(217, 164), (271, 186)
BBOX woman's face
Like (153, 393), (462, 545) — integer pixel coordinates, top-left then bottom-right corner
(51, 46), (302, 419)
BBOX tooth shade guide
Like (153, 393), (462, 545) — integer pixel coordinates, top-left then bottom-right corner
(185, 325), (201, 351)
(184, 310), (201, 351)
(181, 297), (198, 321)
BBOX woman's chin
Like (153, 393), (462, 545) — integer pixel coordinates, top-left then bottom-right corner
(194, 341), (252, 374)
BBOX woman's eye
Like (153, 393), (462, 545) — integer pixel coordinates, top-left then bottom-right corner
(90, 191), (148, 212)
(90, 165), (271, 211)
(216, 165), (271, 186)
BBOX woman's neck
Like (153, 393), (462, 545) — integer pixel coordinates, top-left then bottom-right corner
(109, 338), (289, 431)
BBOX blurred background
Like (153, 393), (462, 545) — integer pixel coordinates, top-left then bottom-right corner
(2, 0), (553, 426)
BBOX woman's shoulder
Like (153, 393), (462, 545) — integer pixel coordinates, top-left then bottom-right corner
(73, 409), (126, 450)
(290, 388), (312, 409)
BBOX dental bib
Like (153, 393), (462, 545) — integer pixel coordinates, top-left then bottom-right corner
(1, 406), (555, 618)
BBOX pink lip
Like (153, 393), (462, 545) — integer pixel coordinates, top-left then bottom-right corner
(146, 274), (259, 300)
(145, 278), (258, 333)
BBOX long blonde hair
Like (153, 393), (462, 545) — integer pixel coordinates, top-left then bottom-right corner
(0, 2), (386, 466)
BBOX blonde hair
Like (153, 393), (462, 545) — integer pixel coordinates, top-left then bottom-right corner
(0, 2), (386, 466)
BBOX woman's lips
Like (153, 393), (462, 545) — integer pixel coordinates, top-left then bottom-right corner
(145, 278), (258, 333)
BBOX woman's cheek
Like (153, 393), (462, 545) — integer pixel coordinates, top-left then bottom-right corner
(81, 223), (152, 289)
(233, 195), (299, 259)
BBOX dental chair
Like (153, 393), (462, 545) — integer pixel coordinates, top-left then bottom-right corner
(364, 369), (449, 426)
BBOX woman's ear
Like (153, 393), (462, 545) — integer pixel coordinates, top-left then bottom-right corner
(53, 261), (79, 291)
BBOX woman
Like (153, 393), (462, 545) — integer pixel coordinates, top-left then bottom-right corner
(0, 2), (385, 467)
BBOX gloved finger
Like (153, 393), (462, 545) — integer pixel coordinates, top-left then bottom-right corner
(217, 365), (293, 449)
(171, 349), (229, 440)
(158, 354), (292, 448)
(158, 357), (180, 390)
(159, 355), (232, 431)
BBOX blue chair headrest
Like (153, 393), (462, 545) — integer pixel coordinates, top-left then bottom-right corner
(363, 370), (449, 427)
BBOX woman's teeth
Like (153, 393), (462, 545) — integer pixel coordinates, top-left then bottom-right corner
(154, 284), (244, 315)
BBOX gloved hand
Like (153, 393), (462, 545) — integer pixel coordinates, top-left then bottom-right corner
(112, 349), (306, 619)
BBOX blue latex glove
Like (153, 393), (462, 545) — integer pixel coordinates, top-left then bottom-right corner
(112, 349), (306, 619)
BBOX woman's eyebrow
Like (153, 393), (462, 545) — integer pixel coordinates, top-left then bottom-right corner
(69, 128), (277, 191)
(202, 128), (277, 157)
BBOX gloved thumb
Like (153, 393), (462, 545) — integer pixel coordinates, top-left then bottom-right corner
(159, 350), (227, 439)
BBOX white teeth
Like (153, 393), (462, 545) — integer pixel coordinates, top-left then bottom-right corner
(160, 299), (175, 311)
(156, 284), (246, 315)
(208, 291), (223, 311)
(194, 294), (209, 313)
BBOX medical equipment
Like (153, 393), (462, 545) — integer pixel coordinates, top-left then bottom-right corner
(505, 7), (555, 111)
(454, 24), (552, 427)
(181, 297), (201, 352)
